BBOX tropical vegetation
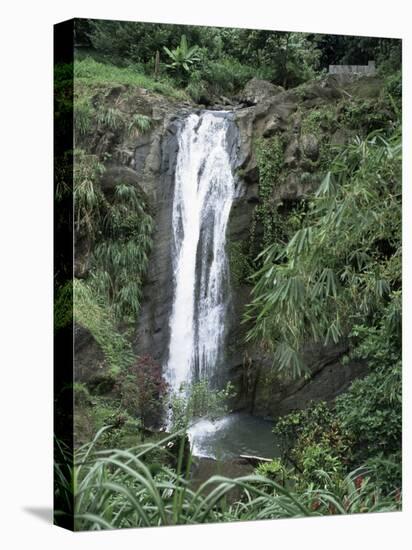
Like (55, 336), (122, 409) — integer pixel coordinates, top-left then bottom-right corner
(54, 19), (402, 529)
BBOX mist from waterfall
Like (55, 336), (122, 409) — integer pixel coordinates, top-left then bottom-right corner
(165, 111), (236, 394)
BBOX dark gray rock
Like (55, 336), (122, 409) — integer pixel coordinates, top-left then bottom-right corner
(74, 74), (385, 420)
(134, 115), (184, 365)
(240, 78), (284, 105)
(231, 342), (368, 418)
(100, 165), (143, 191)
(301, 133), (320, 161)
(133, 74), (383, 411)
(284, 136), (300, 168)
(74, 324), (113, 392)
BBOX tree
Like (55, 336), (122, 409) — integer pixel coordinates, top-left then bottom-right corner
(163, 35), (200, 82)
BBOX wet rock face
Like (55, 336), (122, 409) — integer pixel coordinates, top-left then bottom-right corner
(134, 75), (383, 412)
(226, 75), (384, 414)
(233, 342), (369, 419)
(134, 115), (185, 365)
(77, 75), (384, 418)
(74, 324), (113, 392)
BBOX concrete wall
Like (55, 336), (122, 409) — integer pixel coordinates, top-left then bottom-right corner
(329, 60), (376, 75)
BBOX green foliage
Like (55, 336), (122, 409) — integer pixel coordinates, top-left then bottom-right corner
(339, 97), (396, 134)
(255, 459), (290, 485)
(86, 19), (202, 66)
(74, 57), (188, 100)
(228, 240), (255, 286)
(170, 381), (235, 432)
(212, 29), (320, 87)
(74, 98), (94, 137)
(54, 282), (73, 330)
(96, 106), (124, 131)
(185, 77), (209, 103)
(73, 279), (134, 373)
(186, 56), (268, 101)
(74, 388), (159, 450)
(73, 149), (105, 235)
(90, 183), (154, 321)
(88, 399), (142, 449)
(77, 20), (401, 103)
(272, 341), (401, 496)
(299, 444), (346, 487)
(163, 35), (200, 82)
(365, 452), (402, 495)
(54, 428), (399, 530)
(299, 105), (336, 172)
(334, 298), (401, 488)
(245, 125), (401, 376)
(301, 467), (400, 515)
(127, 113), (152, 137)
(84, 21), (321, 89)
(312, 33), (401, 71)
(384, 70), (402, 102)
(336, 354), (401, 464)
(251, 136), (284, 250)
(273, 401), (353, 487)
(301, 105), (336, 134)
(117, 355), (168, 428)
(255, 136), (284, 201)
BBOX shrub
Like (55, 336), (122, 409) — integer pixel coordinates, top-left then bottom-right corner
(74, 279), (134, 373)
(186, 55), (273, 100)
(365, 452), (402, 495)
(384, 70), (402, 99)
(251, 136), (284, 249)
(228, 240), (254, 286)
(74, 98), (94, 138)
(96, 106), (124, 131)
(339, 97), (395, 134)
(245, 126), (401, 377)
(73, 149), (105, 235)
(54, 429), (400, 530)
(163, 35), (201, 83)
(117, 355), (168, 428)
(127, 113), (152, 137)
(255, 459), (291, 486)
(273, 401), (354, 485)
(170, 380), (235, 431)
(90, 182), (154, 321)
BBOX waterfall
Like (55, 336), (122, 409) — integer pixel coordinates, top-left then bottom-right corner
(165, 111), (237, 394)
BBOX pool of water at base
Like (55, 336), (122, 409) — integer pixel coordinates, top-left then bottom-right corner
(187, 412), (280, 460)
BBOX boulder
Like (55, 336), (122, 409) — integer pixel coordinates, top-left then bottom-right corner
(240, 78), (284, 105)
(100, 164), (142, 191)
(74, 324), (114, 393)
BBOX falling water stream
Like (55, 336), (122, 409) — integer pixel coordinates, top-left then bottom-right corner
(165, 111), (276, 459)
(166, 111), (235, 391)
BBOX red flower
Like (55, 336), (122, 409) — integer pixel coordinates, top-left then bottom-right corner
(311, 500), (321, 511)
(328, 503), (336, 515)
(355, 475), (364, 490)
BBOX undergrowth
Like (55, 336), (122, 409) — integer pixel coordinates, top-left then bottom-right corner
(54, 428), (400, 530)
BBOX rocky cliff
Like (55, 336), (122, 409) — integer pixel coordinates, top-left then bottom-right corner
(75, 73), (383, 419)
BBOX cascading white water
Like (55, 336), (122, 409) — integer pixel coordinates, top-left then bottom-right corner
(165, 111), (236, 394)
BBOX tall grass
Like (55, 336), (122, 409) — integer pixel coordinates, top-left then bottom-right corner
(74, 280), (134, 372)
(74, 57), (188, 100)
(55, 428), (400, 530)
(91, 183), (154, 321)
